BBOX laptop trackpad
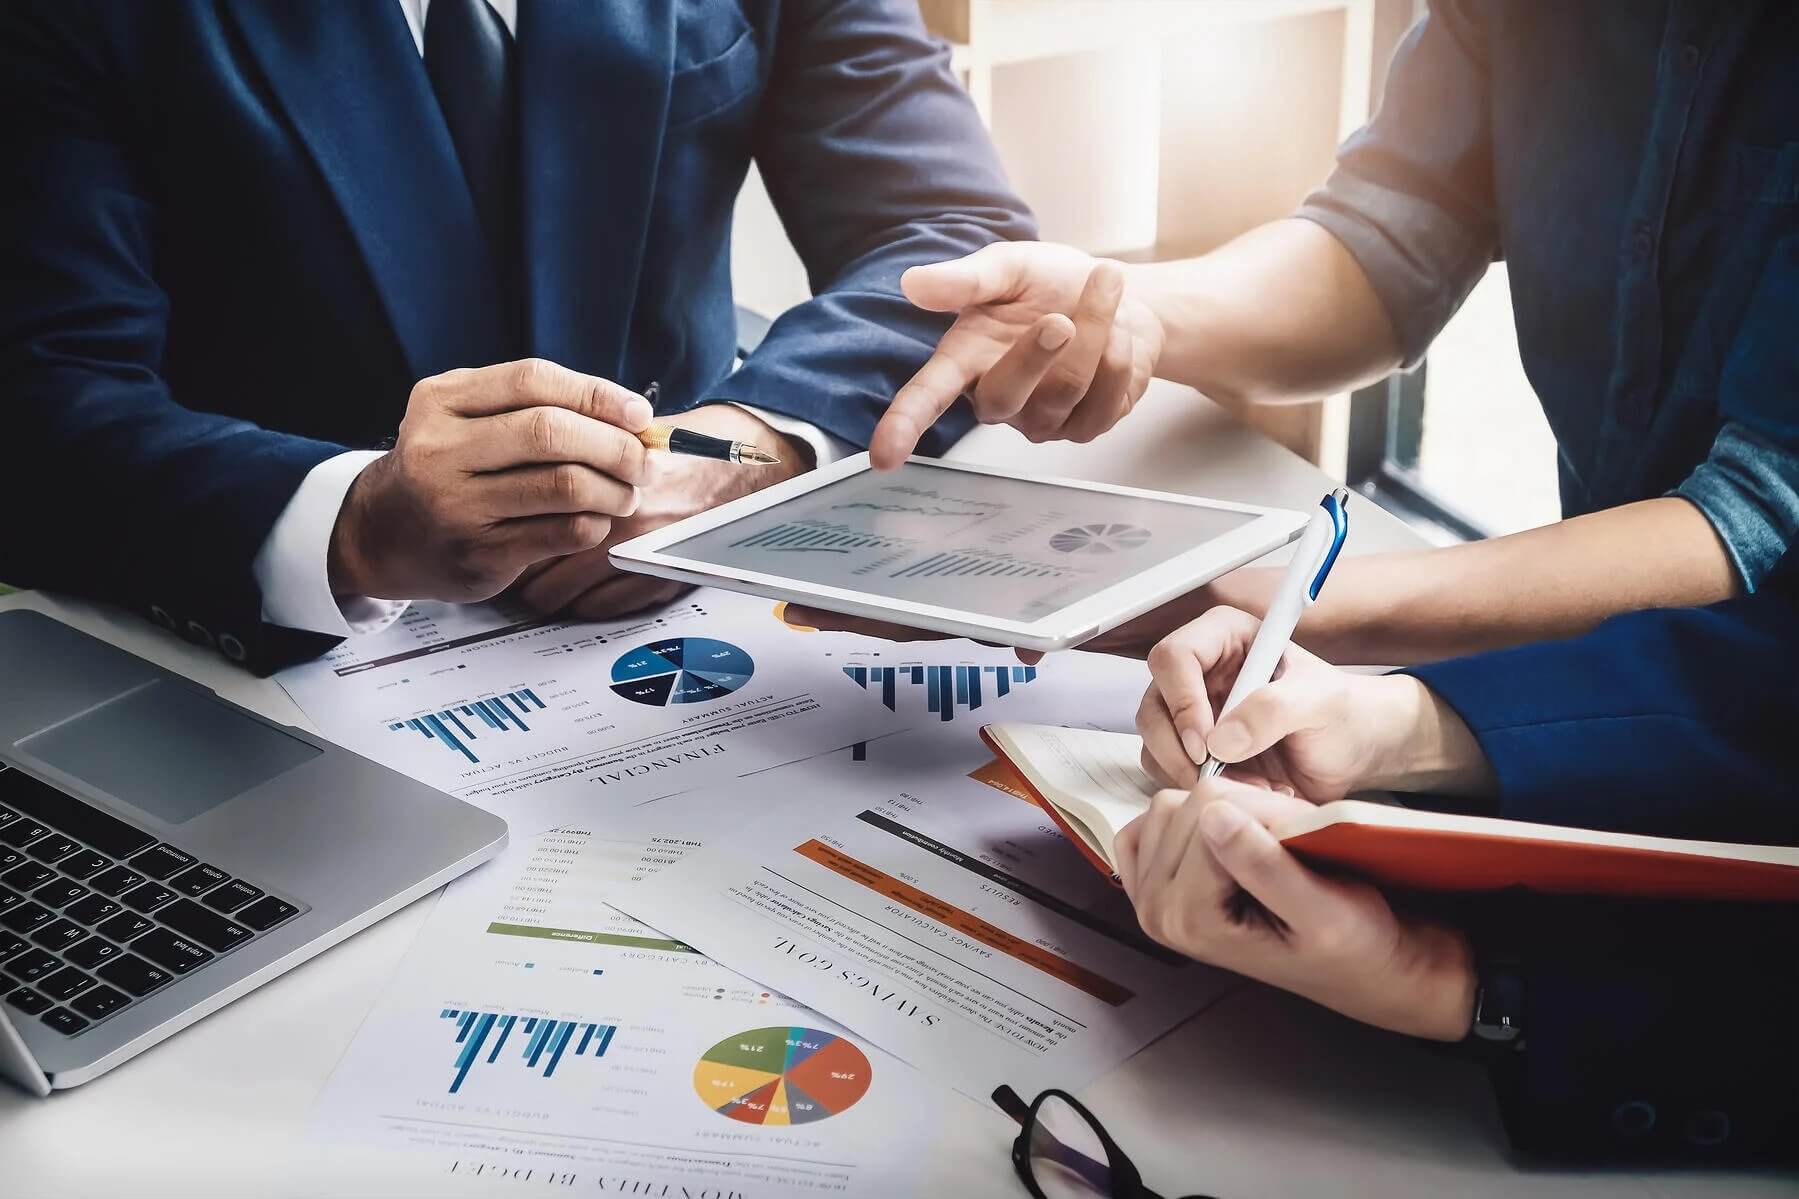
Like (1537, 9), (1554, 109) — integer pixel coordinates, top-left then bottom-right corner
(17, 680), (322, 825)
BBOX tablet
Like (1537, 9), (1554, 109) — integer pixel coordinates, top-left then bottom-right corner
(609, 455), (1308, 652)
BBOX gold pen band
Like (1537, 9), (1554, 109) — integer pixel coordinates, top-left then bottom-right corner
(635, 423), (780, 466)
(637, 425), (677, 453)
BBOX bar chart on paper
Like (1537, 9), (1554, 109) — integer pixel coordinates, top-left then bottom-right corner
(388, 688), (548, 764)
(439, 1008), (617, 1094)
(842, 663), (1036, 722)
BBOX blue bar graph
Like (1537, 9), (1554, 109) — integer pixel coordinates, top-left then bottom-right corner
(439, 1008), (617, 1094)
(843, 664), (1036, 721)
(390, 688), (547, 764)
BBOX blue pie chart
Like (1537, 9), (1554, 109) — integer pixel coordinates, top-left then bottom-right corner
(610, 637), (756, 706)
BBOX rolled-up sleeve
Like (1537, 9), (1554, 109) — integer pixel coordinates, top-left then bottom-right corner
(1293, 0), (1499, 367)
(1675, 228), (1799, 588)
(1674, 422), (1799, 589)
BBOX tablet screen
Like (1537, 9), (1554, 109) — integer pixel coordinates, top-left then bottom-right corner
(663, 462), (1255, 621)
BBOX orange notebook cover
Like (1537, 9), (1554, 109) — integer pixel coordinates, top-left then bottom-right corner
(980, 723), (1799, 902)
(978, 727), (1126, 886)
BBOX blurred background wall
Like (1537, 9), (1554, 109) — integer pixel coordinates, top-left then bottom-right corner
(732, 0), (1560, 539)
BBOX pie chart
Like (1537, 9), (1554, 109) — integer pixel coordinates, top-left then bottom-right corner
(610, 637), (755, 706)
(692, 1026), (872, 1126)
(1049, 523), (1152, 554)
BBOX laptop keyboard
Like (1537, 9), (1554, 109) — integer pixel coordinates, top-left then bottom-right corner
(0, 766), (301, 1038)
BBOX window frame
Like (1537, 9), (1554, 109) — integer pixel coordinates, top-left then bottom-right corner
(1340, 0), (1493, 543)
(1346, 369), (1492, 542)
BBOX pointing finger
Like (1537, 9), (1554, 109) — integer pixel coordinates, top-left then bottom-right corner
(872, 343), (978, 470)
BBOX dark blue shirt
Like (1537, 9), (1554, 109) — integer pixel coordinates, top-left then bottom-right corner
(1405, 551), (1799, 1159)
(1297, 0), (1799, 585)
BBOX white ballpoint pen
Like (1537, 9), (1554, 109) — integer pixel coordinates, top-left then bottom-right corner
(1198, 487), (1351, 779)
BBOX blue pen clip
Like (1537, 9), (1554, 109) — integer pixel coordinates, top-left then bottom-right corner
(1307, 487), (1351, 601)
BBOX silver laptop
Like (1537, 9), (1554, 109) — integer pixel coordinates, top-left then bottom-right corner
(0, 610), (507, 1094)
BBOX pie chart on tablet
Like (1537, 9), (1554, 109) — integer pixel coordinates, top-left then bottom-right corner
(1049, 522), (1152, 554)
(609, 637), (755, 706)
(692, 1026), (872, 1125)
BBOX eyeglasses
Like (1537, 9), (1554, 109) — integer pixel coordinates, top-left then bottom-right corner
(992, 1085), (1219, 1199)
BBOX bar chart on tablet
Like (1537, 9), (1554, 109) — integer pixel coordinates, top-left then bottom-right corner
(889, 549), (1076, 580)
(660, 461), (1271, 624)
(728, 520), (911, 555)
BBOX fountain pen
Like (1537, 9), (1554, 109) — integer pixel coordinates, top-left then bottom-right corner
(636, 382), (781, 466)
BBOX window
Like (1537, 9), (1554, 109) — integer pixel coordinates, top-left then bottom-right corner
(1348, 266), (1562, 541)
(1343, 1), (1563, 543)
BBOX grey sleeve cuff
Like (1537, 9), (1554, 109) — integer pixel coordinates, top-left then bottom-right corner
(1294, 168), (1496, 370)
(1673, 421), (1799, 590)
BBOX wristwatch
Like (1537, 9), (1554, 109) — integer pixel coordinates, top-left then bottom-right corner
(1467, 954), (1526, 1055)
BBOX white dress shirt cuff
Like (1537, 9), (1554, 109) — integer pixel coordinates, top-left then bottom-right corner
(727, 404), (852, 467)
(252, 450), (410, 638)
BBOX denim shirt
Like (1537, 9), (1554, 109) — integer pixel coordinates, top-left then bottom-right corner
(1296, 0), (1799, 586)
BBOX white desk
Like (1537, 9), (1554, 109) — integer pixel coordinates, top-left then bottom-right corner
(2, 384), (1790, 1198)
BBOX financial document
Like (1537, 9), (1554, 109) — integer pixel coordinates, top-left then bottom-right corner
(277, 589), (907, 833)
(305, 832), (962, 1198)
(611, 653), (1238, 1101)
(406, 641), (1161, 957)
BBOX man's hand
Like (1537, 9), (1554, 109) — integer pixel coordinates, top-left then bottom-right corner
(1137, 606), (1498, 798)
(329, 359), (652, 603)
(1114, 779), (1476, 1041)
(511, 404), (808, 619)
(1138, 606), (1406, 797)
(870, 242), (1165, 468)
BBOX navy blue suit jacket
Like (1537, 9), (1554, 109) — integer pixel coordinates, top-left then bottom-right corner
(1410, 556), (1799, 1162)
(0, 1), (1033, 672)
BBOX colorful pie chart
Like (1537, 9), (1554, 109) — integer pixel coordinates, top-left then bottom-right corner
(692, 1026), (872, 1125)
(610, 637), (755, 706)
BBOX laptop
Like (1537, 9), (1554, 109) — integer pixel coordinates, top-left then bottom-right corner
(0, 610), (507, 1094)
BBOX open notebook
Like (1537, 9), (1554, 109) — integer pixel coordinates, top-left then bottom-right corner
(978, 723), (1799, 901)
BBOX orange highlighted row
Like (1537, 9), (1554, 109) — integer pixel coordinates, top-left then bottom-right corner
(794, 839), (1134, 1006)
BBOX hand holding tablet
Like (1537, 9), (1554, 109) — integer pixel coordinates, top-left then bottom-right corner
(610, 457), (1306, 653)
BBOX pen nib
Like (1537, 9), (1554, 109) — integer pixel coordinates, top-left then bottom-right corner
(735, 444), (781, 466)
